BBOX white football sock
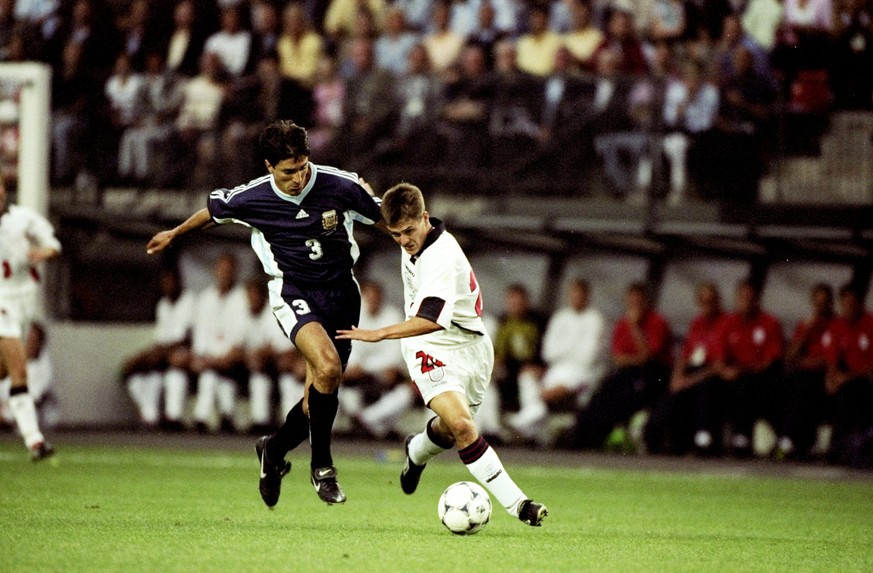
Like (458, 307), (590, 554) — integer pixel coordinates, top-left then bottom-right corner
(163, 368), (188, 422)
(140, 372), (163, 425)
(127, 373), (146, 409)
(464, 443), (526, 515)
(249, 372), (272, 425)
(408, 429), (449, 466)
(193, 370), (218, 423)
(8, 391), (45, 449)
(216, 376), (237, 418)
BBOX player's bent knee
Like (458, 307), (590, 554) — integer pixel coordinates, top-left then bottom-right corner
(447, 418), (478, 448)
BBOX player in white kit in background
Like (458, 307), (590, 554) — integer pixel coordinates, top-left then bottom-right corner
(337, 182), (548, 526)
(0, 172), (60, 460)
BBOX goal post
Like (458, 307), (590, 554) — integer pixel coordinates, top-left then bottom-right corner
(0, 62), (51, 216)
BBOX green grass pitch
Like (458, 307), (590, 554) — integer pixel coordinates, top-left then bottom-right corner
(2, 437), (872, 573)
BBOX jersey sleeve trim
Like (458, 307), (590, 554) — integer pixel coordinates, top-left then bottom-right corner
(416, 296), (445, 324)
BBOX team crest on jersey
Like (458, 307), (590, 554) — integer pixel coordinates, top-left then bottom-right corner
(322, 210), (337, 233)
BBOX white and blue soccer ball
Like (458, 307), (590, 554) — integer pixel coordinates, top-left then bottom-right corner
(437, 481), (492, 535)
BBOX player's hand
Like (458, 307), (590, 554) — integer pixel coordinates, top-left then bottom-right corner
(147, 230), (175, 255)
(336, 325), (382, 342)
(359, 177), (376, 196)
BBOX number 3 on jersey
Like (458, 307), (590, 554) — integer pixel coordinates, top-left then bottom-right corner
(305, 239), (323, 260)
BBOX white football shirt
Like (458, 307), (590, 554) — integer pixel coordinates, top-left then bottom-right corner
(398, 219), (487, 348)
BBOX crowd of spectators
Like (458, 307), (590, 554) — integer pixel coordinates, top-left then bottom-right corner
(1, 0), (870, 202)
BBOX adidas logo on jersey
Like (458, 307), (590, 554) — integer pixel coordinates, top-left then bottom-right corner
(296, 209), (309, 219)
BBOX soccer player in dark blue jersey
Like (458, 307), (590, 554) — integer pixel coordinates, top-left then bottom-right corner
(147, 120), (382, 507)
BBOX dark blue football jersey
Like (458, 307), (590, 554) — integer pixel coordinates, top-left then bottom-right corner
(207, 163), (382, 285)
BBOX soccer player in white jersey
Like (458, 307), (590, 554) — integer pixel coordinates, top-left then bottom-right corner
(147, 120), (382, 507)
(337, 183), (548, 527)
(0, 172), (60, 460)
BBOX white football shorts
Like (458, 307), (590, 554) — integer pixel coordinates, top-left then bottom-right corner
(401, 335), (494, 416)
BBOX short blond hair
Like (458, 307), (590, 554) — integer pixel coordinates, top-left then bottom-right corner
(381, 182), (425, 227)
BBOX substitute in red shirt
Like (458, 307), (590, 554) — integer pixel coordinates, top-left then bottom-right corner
(827, 284), (873, 389)
(611, 285), (672, 370)
(716, 280), (784, 379)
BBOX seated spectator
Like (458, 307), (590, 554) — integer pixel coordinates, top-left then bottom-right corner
(437, 41), (493, 169)
(115, 0), (159, 71)
(190, 253), (250, 433)
(12, 0), (61, 58)
(487, 39), (543, 165)
(244, 279), (303, 435)
(250, 0), (280, 59)
(387, 42), (445, 165)
(741, 0), (784, 52)
(163, 0), (207, 78)
(775, 282), (840, 460)
(655, 58), (719, 205)
(507, 279), (607, 444)
(218, 52), (313, 186)
(335, 36), (397, 169)
(715, 279), (784, 457)
(710, 44), (776, 203)
(565, 282), (672, 450)
(1, 323), (59, 430)
(639, 0), (686, 44)
(47, 0), (119, 80)
(276, 2), (323, 89)
(644, 282), (728, 456)
(467, 0), (508, 68)
(103, 52), (145, 184)
(825, 283), (873, 466)
(339, 280), (413, 439)
(715, 13), (771, 82)
(394, 0), (434, 32)
(492, 283), (546, 415)
(324, 0), (386, 40)
(828, 0), (873, 110)
(308, 53), (346, 160)
(591, 48), (651, 199)
(203, 5), (254, 79)
(122, 267), (194, 431)
(117, 51), (183, 186)
(50, 41), (101, 186)
(562, 0), (604, 70)
(516, 3), (563, 77)
(591, 7), (648, 77)
(423, 0), (465, 76)
(158, 51), (228, 189)
(375, 6), (419, 75)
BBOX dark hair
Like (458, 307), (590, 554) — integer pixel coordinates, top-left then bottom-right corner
(839, 282), (862, 299)
(381, 182), (425, 227)
(258, 120), (311, 166)
(627, 281), (649, 300)
(812, 282), (833, 300)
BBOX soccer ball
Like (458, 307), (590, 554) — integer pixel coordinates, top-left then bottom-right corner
(437, 481), (492, 535)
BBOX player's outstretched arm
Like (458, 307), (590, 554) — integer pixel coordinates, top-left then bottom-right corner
(336, 317), (442, 343)
(146, 208), (215, 255)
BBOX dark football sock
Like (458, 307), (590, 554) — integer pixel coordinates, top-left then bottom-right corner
(308, 386), (339, 469)
(267, 398), (308, 462)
